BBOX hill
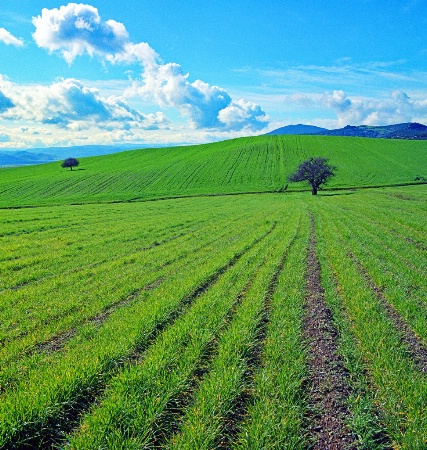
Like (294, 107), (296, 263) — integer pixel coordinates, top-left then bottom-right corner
(266, 124), (328, 135)
(267, 122), (427, 139)
(0, 135), (426, 207)
(316, 122), (427, 139)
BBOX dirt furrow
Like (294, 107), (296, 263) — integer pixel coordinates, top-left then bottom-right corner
(304, 215), (356, 449)
(349, 252), (427, 374)
(150, 280), (253, 449)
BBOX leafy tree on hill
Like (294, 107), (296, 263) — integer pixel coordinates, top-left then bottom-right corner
(61, 157), (79, 171)
(288, 157), (336, 195)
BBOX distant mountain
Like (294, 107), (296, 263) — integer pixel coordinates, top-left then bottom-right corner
(267, 122), (427, 139)
(0, 151), (58, 167)
(23, 144), (147, 159)
(0, 143), (165, 167)
(316, 122), (427, 139)
(266, 124), (328, 135)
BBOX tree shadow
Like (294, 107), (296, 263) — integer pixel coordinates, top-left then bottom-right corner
(320, 191), (356, 197)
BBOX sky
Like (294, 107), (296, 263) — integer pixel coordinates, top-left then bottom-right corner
(0, 0), (426, 149)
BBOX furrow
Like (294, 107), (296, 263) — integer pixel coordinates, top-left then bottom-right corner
(303, 214), (356, 449)
(0, 220), (242, 368)
(65, 223), (277, 449)
(149, 275), (257, 449)
(165, 216), (301, 450)
(218, 220), (302, 448)
(233, 215), (309, 449)
(349, 252), (427, 374)
(34, 287), (145, 355)
(0, 222), (276, 449)
(314, 202), (427, 448)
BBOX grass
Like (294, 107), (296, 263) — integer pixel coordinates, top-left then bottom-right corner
(0, 133), (426, 449)
(0, 135), (425, 207)
(312, 186), (427, 448)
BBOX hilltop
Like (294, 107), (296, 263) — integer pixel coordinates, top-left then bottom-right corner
(1, 134), (425, 208)
(268, 122), (427, 139)
(266, 124), (328, 135)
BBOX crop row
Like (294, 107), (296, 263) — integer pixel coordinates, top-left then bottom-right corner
(313, 187), (427, 448)
(0, 187), (426, 448)
(0, 195), (302, 447)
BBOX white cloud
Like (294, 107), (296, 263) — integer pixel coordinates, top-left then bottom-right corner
(321, 89), (427, 126)
(218, 99), (268, 131)
(0, 76), (170, 130)
(0, 28), (24, 47)
(32, 3), (268, 132)
(127, 61), (268, 131)
(33, 3), (131, 64)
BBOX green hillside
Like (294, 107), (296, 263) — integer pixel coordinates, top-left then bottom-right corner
(0, 135), (426, 207)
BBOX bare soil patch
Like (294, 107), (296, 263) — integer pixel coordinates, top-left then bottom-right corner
(304, 215), (356, 449)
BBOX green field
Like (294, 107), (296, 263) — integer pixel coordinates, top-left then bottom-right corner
(0, 135), (426, 448)
(0, 135), (426, 207)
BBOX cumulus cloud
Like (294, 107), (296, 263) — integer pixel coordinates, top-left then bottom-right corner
(129, 60), (268, 131)
(0, 76), (169, 130)
(322, 89), (427, 126)
(218, 99), (268, 131)
(322, 90), (351, 113)
(32, 3), (268, 131)
(33, 3), (132, 64)
(0, 28), (24, 47)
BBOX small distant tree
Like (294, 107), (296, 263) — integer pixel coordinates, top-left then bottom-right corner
(288, 157), (336, 195)
(61, 157), (79, 171)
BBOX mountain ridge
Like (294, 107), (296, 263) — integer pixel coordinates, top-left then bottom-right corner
(0, 143), (174, 167)
(267, 122), (427, 139)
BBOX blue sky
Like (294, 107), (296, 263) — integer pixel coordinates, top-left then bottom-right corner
(0, 0), (426, 148)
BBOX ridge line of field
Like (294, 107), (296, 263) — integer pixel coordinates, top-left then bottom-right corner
(348, 252), (427, 374)
(303, 213), (356, 449)
(150, 271), (259, 449)
(0, 223), (278, 449)
(163, 217), (302, 449)
(125, 223), (277, 367)
(65, 221), (281, 449)
(0, 181), (425, 210)
(218, 216), (303, 448)
(316, 246), (391, 448)
(0, 222), (239, 367)
(233, 215), (309, 449)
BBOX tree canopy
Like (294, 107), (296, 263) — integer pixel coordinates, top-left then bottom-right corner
(288, 157), (336, 195)
(61, 157), (79, 171)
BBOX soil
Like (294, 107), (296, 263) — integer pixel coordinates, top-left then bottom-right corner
(304, 216), (356, 449)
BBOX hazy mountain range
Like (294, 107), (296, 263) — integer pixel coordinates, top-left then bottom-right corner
(0, 144), (164, 167)
(267, 122), (427, 139)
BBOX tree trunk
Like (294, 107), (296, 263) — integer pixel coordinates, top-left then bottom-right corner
(312, 186), (317, 195)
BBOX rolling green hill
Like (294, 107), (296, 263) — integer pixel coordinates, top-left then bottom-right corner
(1, 129), (426, 447)
(0, 135), (426, 207)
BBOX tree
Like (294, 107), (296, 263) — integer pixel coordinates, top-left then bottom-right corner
(61, 157), (79, 171)
(288, 157), (336, 195)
